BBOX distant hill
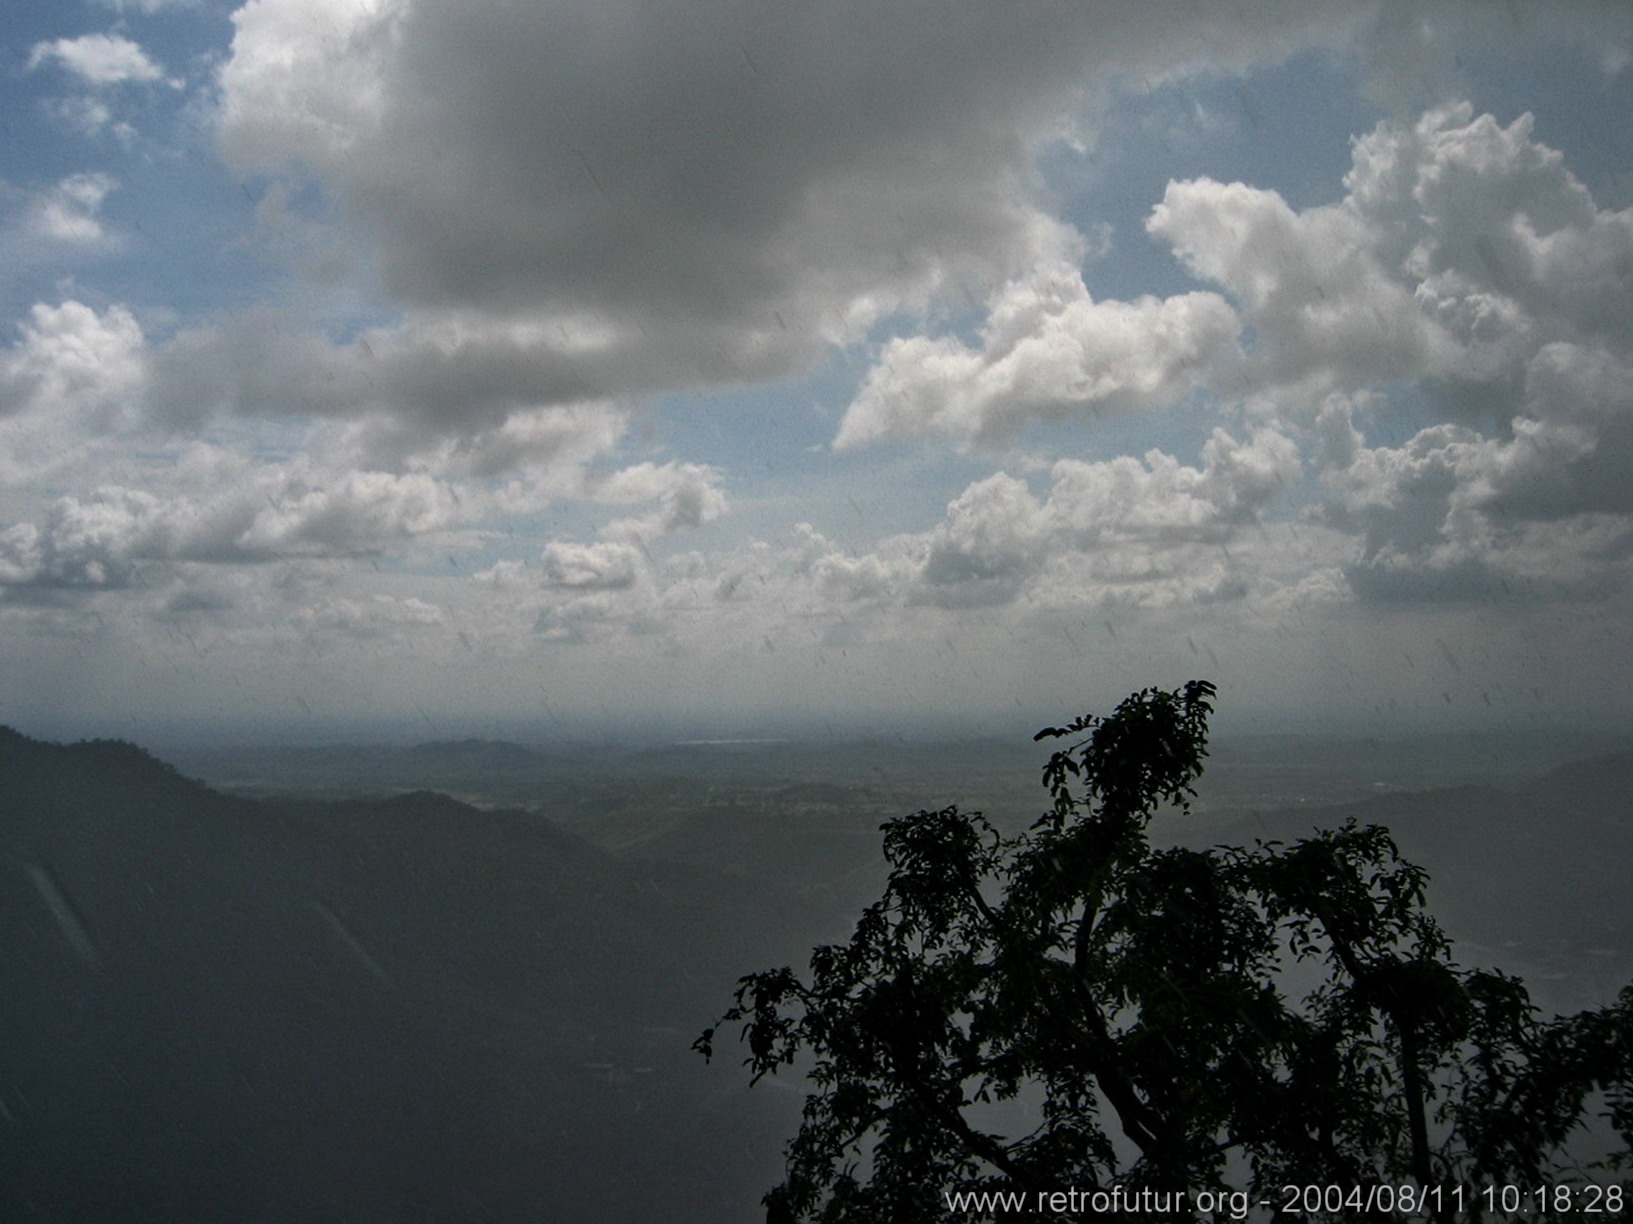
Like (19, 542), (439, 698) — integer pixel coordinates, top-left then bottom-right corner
(1526, 747), (1633, 811)
(153, 736), (614, 811)
(0, 727), (813, 1224)
(403, 737), (545, 772)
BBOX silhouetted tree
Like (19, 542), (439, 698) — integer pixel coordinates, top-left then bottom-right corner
(699, 682), (1633, 1222)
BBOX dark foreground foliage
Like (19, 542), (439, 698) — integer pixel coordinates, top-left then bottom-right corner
(699, 682), (1633, 1222)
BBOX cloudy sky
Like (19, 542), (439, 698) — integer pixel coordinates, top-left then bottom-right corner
(4, 0), (1633, 742)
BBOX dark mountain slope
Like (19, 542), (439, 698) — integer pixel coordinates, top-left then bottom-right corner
(0, 729), (808, 1224)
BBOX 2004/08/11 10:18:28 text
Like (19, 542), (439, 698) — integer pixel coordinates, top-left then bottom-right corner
(1274, 1181), (1626, 1217)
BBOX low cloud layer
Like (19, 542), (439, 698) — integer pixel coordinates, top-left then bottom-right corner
(0, 463), (466, 591)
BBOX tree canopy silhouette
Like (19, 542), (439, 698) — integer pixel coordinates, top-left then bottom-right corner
(698, 682), (1633, 1222)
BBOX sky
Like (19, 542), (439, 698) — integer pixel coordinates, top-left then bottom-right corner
(3, 0), (1633, 743)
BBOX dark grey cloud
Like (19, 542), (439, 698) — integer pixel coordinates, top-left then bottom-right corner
(215, 0), (1376, 415)
(1325, 345), (1633, 602)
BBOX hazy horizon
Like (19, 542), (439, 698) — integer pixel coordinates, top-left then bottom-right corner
(13, 702), (1633, 759)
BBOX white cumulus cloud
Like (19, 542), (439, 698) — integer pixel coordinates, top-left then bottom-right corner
(835, 261), (1238, 449)
(595, 462), (729, 541)
(28, 33), (165, 87)
(805, 427), (1298, 611)
(0, 463), (470, 591)
(0, 299), (144, 424)
(1149, 176), (1458, 398)
(538, 540), (642, 592)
